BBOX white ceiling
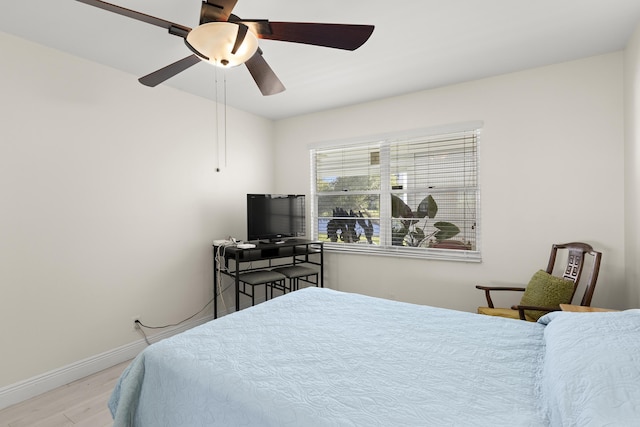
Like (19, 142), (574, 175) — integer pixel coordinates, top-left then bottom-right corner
(2, 1), (640, 120)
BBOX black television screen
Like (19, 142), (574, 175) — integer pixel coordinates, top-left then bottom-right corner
(247, 194), (306, 242)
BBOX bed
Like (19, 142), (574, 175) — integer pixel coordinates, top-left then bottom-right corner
(109, 287), (640, 426)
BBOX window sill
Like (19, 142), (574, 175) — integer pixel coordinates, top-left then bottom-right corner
(323, 243), (482, 262)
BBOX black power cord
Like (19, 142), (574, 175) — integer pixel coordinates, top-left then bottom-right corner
(134, 282), (232, 346)
(136, 297), (214, 330)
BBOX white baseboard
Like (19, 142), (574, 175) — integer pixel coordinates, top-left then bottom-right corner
(0, 313), (219, 410)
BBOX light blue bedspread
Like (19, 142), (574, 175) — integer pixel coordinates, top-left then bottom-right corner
(539, 310), (640, 426)
(109, 288), (640, 426)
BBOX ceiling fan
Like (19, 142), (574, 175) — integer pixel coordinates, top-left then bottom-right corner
(76, 0), (375, 96)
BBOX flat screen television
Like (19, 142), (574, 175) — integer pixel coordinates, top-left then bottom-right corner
(247, 194), (306, 242)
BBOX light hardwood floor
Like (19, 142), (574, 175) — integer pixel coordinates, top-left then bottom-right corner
(0, 360), (130, 427)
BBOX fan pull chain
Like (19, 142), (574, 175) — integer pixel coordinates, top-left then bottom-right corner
(214, 66), (228, 173)
(214, 67), (227, 172)
(214, 66), (219, 172)
(223, 71), (228, 169)
(213, 67), (220, 172)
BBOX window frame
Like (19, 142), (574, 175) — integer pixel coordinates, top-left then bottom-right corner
(309, 122), (482, 262)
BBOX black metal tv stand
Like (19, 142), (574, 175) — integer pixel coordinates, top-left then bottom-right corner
(213, 239), (323, 318)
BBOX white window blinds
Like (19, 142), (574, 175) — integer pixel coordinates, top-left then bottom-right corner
(311, 127), (480, 261)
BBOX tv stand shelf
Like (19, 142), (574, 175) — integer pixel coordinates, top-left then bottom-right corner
(213, 239), (323, 318)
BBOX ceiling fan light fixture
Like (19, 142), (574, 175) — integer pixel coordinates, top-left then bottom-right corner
(186, 22), (258, 68)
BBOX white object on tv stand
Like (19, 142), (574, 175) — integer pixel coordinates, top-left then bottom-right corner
(237, 243), (256, 249)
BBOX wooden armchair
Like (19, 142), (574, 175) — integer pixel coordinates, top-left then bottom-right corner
(477, 242), (602, 321)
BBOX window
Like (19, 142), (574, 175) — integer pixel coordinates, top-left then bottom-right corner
(310, 124), (481, 261)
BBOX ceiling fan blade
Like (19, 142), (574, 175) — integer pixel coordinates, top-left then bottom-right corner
(228, 16), (270, 35)
(231, 24), (249, 55)
(249, 22), (375, 51)
(245, 50), (285, 96)
(138, 55), (201, 87)
(75, 0), (191, 36)
(200, 0), (239, 23)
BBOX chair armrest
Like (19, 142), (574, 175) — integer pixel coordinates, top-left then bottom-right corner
(475, 285), (526, 291)
(476, 285), (526, 308)
(512, 304), (561, 321)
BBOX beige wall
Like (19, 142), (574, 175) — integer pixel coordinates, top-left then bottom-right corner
(0, 32), (273, 388)
(275, 53), (626, 313)
(625, 22), (640, 308)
